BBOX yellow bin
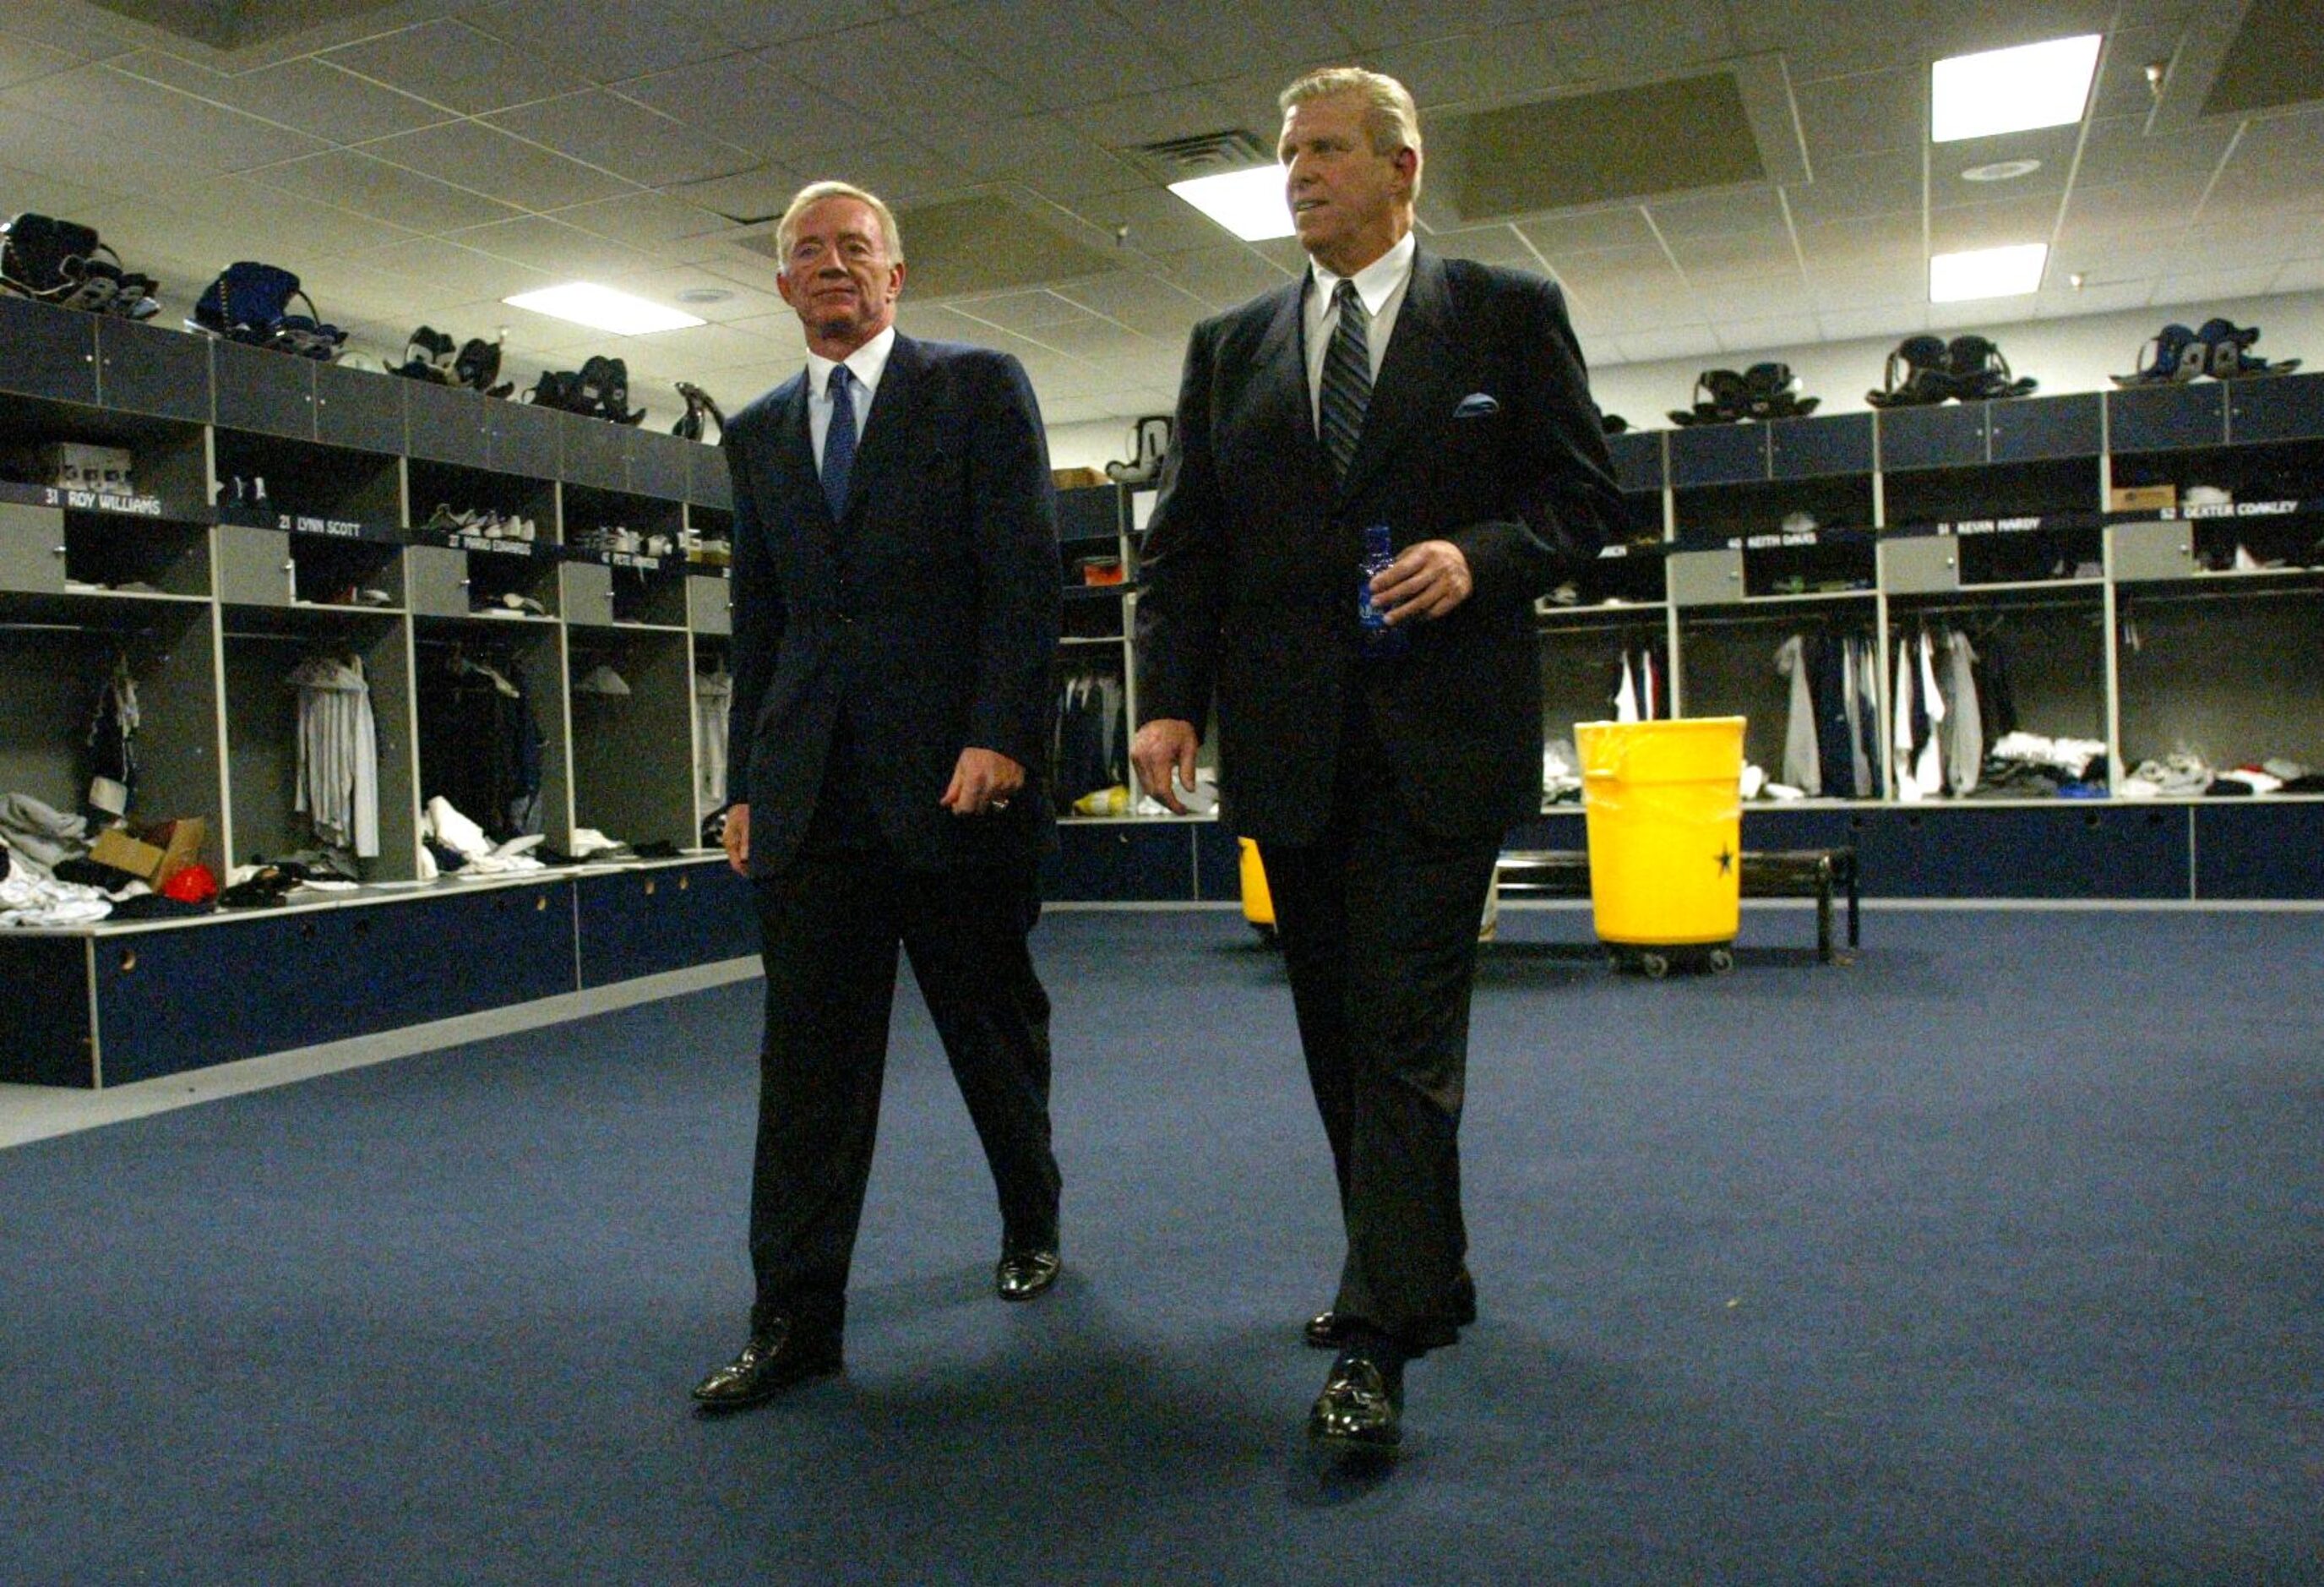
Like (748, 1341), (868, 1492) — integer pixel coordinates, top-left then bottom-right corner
(1575, 717), (1746, 949)
(1238, 837), (1276, 935)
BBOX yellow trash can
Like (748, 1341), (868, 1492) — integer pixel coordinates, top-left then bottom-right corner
(1575, 717), (1745, 974)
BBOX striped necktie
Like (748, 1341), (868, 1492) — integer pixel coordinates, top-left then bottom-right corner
(1318, 278), (1371, 481)
(821, 363), (857, 518)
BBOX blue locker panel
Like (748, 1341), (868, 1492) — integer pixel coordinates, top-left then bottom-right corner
(313, 361), (403, 455)
(1851, 805), (2187, 899)
(1742, 807), (1858, 849)
(563, 414), (629, 492)
(2227, 372), (2324, 444)
(0, 296), (97, 405)
(1606, 431), (1664, 493)
(1192, 818), (1243, 901)
(2107, 382), (2227, 452)
(689, 443), (734, 510)
(1877, 403), (1986, 470)
(210, 340), (313, 440)
(1504, 811), (1586, 852)
(630, 429), (692, 502)
(1668, 423), (1770, 487)
(1042, 822), (1196, 902)
(405, 380), (489, 467)
(1771, 412), (1873, 478)
(487, 396), (561, 480)
(91, 886), (576, 1085)
(0, 937), (98, 1087)
(1989, 393), (2102, 461)
(575, 862), (760, 986)
(96, 316), (212, 422)
(2193, 801), (2324, 899)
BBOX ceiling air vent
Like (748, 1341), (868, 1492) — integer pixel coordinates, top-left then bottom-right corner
(1129, 129), (1274, 181)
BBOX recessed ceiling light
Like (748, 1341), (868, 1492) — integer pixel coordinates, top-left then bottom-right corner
(1929, 243), (2049, 302)
(1962, 158), (2043, 183)
(1167, 165), (1294, 242)
(502, 282), (705, 335)
(674, 286), (733, 304)
(1932, 34), (2102, 143)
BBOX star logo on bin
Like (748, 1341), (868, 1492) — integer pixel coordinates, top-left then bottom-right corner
(1716, 846), (1734, 875)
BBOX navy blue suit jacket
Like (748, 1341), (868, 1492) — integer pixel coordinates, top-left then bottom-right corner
(721, 335), (1061, 875)
(1135, 249), (1621, 844)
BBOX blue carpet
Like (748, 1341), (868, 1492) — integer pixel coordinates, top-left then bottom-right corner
(3, 908), (2320, 1584)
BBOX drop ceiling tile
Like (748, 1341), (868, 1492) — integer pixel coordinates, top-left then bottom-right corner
(109, 52), (457, 143)
(175, 177), (419, 257)
(1432, 225), (1544, 270)
(487, 92), (758, 188)
(0, 100), (230, 200)
(321, 21), (589, 117)
(1931, 129), (2076, 205)
(2272, 258), (2324, 292)
(346, 236), (553, 303)
(1618, 323), (1724, 362)
(1127, 0), (1355, 80)
(946, 290), (1101, 334)
(667, 167), (814, 226)
(618, 56), (889, 160)
(1793, 67), (1922, 163)
(1816, 303), (1929, 342)
(917, 0), (1184, 111)
(1514, 208), (1660, 256)
(1928, 193), (2066, 252)
(2089, 24), (2182, 120)
(0, 159), (124, 217)
(1798, 212), (1923, 273)
(1781, 153), (1923, 227)
(1546, 244), (1686, 292)
(1729, 0), (1919, 79)
(1666, 229), (1800, 285)
(2, 63), (328, 173)
(551, 191), (736, 247)
(1646, 187), (1789, 240)
(1049, 270), (1214, 338)
(461, 0), (733, 85)
(1082, 186), (1243, 258)
(812, 18), (1023, 128)
(685, 0), (895, 49)
(603, 265), (786, 323)
(2032, 280), (2152, 315)
(0, 1), (145, 62)
(645, 319), (792, 370)
(2074, 116), (2236, 189)
(1805, 264), (1927, 310)
(449, 215), (664, 281)
(1375, 15), (1595, 107)
(2055, 181), (2203, 243)
(365, 121), (636, 211)
(0, 30), (84, 87)
(1015, 317), (1157, 363)
(250, 149), (521, 232)
(951, 117), (1149, 202)
(1154, 243), (1295, 309)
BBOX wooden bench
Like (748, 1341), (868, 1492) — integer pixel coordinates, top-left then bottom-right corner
(1494, 847), (1859, 963)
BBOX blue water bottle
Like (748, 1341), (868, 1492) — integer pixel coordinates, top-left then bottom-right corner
(1358, 524), (1407, 657)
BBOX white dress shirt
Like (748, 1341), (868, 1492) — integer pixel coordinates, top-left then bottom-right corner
(1302, 231), (1417, 431)
(802, 324), (896, 470)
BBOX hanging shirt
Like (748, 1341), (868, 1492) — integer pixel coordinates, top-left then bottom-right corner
(1943, 630), (1984, 795)
(1893, 635), (1922, 802)
(1775, 635), (1821, 795)
(287, 654), (379, 859)
(1614, 652), (1639, 723)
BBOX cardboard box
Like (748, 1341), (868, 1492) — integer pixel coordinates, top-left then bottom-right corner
(1052, 466), (1108, 489)
(2109, 483), (2176, 512)
(89, 818), (208, 886)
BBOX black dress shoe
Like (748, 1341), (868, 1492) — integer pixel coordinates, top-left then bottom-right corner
(1307, 1355), (1402, 1454)
(690, 1316), (842, 1410)
(995, 1246), (1061, 1301)
(1304, 1268), (1478, 1349)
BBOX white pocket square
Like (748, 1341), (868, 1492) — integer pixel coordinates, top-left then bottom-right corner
(1453, 392), (1500, 417)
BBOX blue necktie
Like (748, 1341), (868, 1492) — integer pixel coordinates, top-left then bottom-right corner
(821, 363), (857, 519)
(1318, 278), (1371, 481)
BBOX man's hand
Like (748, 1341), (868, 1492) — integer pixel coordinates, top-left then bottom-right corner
(723, 802), (750, 876)
(940, 747), (1026, 816)
(1131, 718), (1201, 815)
(1371, 538), (1473, 623)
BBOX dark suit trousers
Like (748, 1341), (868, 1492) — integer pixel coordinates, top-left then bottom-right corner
(1262, 702), (1498, 1354)
(746, 740), (1059, 1337)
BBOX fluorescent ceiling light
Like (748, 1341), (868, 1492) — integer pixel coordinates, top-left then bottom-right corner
(1929, 243), (2049, 302)
(1932, 34), (2102, 142)
(1167, 165), (1294, 242)
(501, 282), (705, 335)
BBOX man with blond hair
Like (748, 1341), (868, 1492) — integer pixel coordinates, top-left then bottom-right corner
(1135, 69), (1620, 1453)
(695, 179), (1065, 1411)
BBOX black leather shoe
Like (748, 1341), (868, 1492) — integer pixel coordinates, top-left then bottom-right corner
(690, 1316), (842, 1410)
(1307, 1355), (1402, 1454)
(1304, 1268), (1478, 1349)
(995, 1246), (1061, 1301)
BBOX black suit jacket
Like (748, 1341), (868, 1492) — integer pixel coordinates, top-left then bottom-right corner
(1135, 248), (1622, 845)
(722, 335), (1061, 875)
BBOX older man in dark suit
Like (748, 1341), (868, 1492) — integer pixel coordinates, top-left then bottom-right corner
(1132, 68), (1622, 1453)
(694, 181), (1064, 1411)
